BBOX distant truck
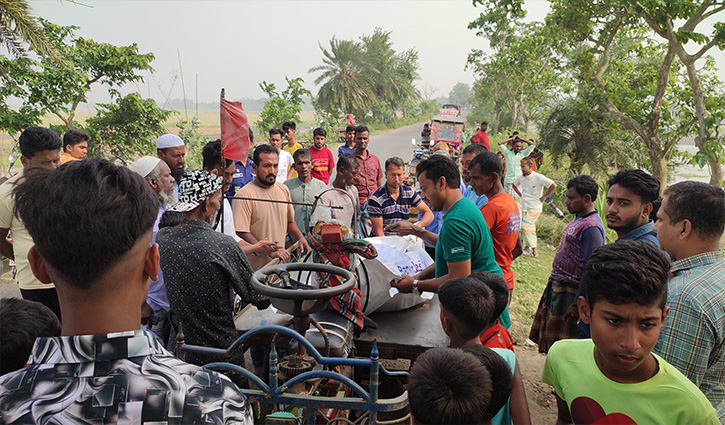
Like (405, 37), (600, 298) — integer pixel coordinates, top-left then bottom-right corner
(439, 104), (462, 117)
(430, 115), (466, 161)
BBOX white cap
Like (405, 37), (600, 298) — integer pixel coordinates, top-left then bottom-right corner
(132, 156), (162, 178)
(156, 134), (184, 149)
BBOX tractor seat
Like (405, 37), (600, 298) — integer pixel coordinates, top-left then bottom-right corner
(306, 309), (355, 358)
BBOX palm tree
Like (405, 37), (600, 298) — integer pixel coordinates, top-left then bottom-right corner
(309, 37), (375, 119)
(0, 0), (66, 65)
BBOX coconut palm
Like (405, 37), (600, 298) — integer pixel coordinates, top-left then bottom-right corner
(309, 37), (376, 118)
(0, 0), (65, 65)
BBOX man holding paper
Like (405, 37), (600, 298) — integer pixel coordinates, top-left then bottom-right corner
(388, 155), (501, 296)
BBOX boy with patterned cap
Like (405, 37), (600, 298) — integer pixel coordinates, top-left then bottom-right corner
(157, 169), (268, 366)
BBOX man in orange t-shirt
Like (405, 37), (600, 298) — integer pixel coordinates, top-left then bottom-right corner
(469, 150), (521, 294)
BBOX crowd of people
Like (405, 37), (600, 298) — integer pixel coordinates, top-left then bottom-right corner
(0, 121), (722, 424)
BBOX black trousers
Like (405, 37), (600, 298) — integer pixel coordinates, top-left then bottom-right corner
(20, 287), (61, 321)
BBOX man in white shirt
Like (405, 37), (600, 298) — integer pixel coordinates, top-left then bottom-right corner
(513, 157), (556, 257)
(269, 128), (294, 183)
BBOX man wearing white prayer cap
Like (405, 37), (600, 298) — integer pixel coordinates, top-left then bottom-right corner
(132, 155), (176, 345)
(156, 134), (186, 198)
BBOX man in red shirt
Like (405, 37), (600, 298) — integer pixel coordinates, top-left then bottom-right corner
(352, 125), (382, 206)
(469, 150), (521, 297)
(471, 121), (491, 151)
(309, 127), (335, 184)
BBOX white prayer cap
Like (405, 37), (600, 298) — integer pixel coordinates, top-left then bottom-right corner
(156, 134), (185, 149)
(132, 156), (162, 179)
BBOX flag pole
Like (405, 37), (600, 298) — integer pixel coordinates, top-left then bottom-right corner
(220, 87), (226, 234)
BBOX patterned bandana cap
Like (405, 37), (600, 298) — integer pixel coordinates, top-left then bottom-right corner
(168, 169), (222, 212)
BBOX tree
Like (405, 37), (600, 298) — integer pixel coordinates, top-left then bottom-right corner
(547, 0), (705, 190)
(468, 4), (563, 133)
(0, 0), (67, 66)
(0, 19), (154, 134)
(309, 37), (375, 119)
(310, 28), (420, 124)
(632, 0), (725, 185)
(255, 77), (311, 135)
(448, 82), (471, 105)
(85, 93), (172, 161)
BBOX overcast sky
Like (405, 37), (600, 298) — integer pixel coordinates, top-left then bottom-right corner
(23, 1), (725, 107)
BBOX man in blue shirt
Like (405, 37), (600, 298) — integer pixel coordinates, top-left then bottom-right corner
(368, 157), (434, 236)
(604, 169), (660, 245)
(227, 128), (255, 197)
(338, 125), (357, 157)
(461, 143), (489, 208)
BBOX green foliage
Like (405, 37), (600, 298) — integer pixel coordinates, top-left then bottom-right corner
(0, 0), (69, 68)
(85, 93), (173, 161)
(255, 77), (311, 136)
(0, 19), (154, 135)
(310, 28), (420, 126)
(418, 99), (441, 118)
(176, 116), (210, 170)
(448, 82), (471, 105)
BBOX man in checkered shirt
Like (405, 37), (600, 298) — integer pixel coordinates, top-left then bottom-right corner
(653, 181), (725, 421)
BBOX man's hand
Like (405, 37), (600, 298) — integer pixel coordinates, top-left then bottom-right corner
(270, 248), (291, 263)
(385, 221), (419, 237)
(540, 195), (547, 203)
(564, 304), (579, 322)
(391, 274), (415, 293)
(253, 239), (279, 256)
(298, 238), (311, 254)
(141, 301), (153, 326)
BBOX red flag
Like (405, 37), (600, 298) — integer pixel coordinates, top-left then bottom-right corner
(220, 96), (250, 163)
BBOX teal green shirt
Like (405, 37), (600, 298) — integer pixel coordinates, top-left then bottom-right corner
(284, 177), (325, 234)
(499, 144), (536, 184)
(435, 197), (502, 278)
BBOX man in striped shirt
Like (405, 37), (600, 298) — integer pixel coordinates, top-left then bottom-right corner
(653, 181), (725, 420)
(368, 157), (434, 237)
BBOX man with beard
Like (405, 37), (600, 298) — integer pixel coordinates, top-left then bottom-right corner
(529, 175), (605, 353)
(133, 156), (176, 344)
(460, 144), (489, 208)
(389, 155), (501, 295)
(574, 169), (661, 338)
(202, 140), (278, 257)
(156, 133), (186, 198)
(604, 169), (660, 245)
(368, 156), (434, 237)
(158, 170), (268, 366)
(233, 144), (310, 270)
(285, 149), (325, 236)
(0, 127), (61, 319)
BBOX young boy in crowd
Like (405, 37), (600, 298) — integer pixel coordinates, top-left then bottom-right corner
(543, 240), (719, 424)
(408, 348), (495, 425)
(0, 298), (60, 375)
(470, 272), (515, 350)
(309, 127), (335, 184)
(460, 344), (520, 425)
(438, 277), (531, 425)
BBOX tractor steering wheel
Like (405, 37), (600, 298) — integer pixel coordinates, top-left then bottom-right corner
(251, 263), (356, 301)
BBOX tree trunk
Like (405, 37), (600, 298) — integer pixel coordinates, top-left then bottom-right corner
(681, 59), (722, 186)
(493, 107), (502, 136)
(645, 136), (668, 194)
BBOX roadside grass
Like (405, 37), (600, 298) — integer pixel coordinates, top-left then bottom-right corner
(509, 213), (563, 344)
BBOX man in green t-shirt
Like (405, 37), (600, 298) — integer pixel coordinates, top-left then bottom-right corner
(388, 155), (501, 295)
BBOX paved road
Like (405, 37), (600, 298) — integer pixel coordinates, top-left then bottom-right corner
(333, 122), (426, 165)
